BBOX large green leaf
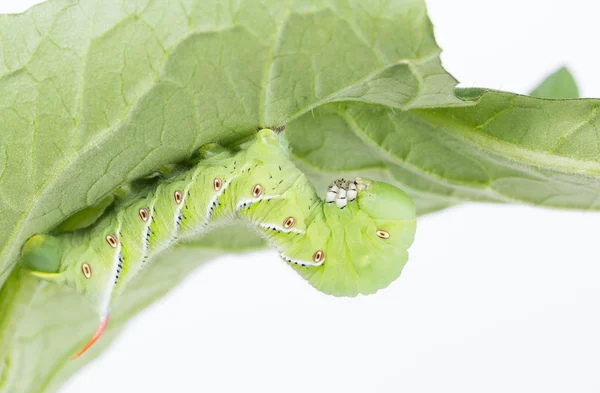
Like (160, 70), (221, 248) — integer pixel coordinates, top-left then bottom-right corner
(0, 0), (463, 391)
(4, 2), (598, 392)
(0, 0), (463, 284)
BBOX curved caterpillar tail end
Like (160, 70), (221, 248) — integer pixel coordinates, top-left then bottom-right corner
(21, 226), (119, 359)
(289, 178), (416, 297)
(70, 313), (110, 360)
(21, 234), (63, 276)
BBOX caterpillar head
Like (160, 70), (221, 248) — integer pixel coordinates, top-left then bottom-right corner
(289, 179), (417, 297)
(21, 219), (121, 359)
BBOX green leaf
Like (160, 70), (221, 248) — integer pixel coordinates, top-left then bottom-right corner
(530, 66), (579, 99)
(288, 90), (600, 211)
(51, 195), (115, 233)
(0, 0), (462, 390)
(0, 0), (463, 283)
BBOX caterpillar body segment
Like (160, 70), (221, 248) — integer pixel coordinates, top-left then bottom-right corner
(20, 129), (417, 359)
(290, 179), (417, 296)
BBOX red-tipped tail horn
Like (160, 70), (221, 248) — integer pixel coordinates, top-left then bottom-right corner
(70, 314), (110, 360)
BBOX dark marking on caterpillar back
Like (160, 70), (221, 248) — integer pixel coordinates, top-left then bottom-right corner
(176, 211), (183, 230)
(115, 252), (124, 285)
(145, 227), (152, 250)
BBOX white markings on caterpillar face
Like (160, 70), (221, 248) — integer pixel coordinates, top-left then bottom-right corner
(82, 263), (92, 278)
(376, 230), (390, 239)
(138, 208), (149, 222)
(105, 234), (118, 248)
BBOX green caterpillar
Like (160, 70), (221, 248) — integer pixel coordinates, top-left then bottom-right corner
(19, 129), (417, 359)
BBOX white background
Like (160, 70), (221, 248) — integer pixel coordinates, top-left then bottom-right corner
(4, 1), (600, 392)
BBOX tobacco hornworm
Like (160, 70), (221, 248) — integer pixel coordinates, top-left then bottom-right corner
(19, 129), (417, 359)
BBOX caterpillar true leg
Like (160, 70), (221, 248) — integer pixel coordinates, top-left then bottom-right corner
(20, 129), (416, 358)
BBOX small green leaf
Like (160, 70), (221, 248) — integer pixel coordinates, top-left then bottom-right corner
(530, 66), (579, 99)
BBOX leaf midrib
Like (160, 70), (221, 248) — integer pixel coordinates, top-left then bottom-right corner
(413, 104), (600, 178)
